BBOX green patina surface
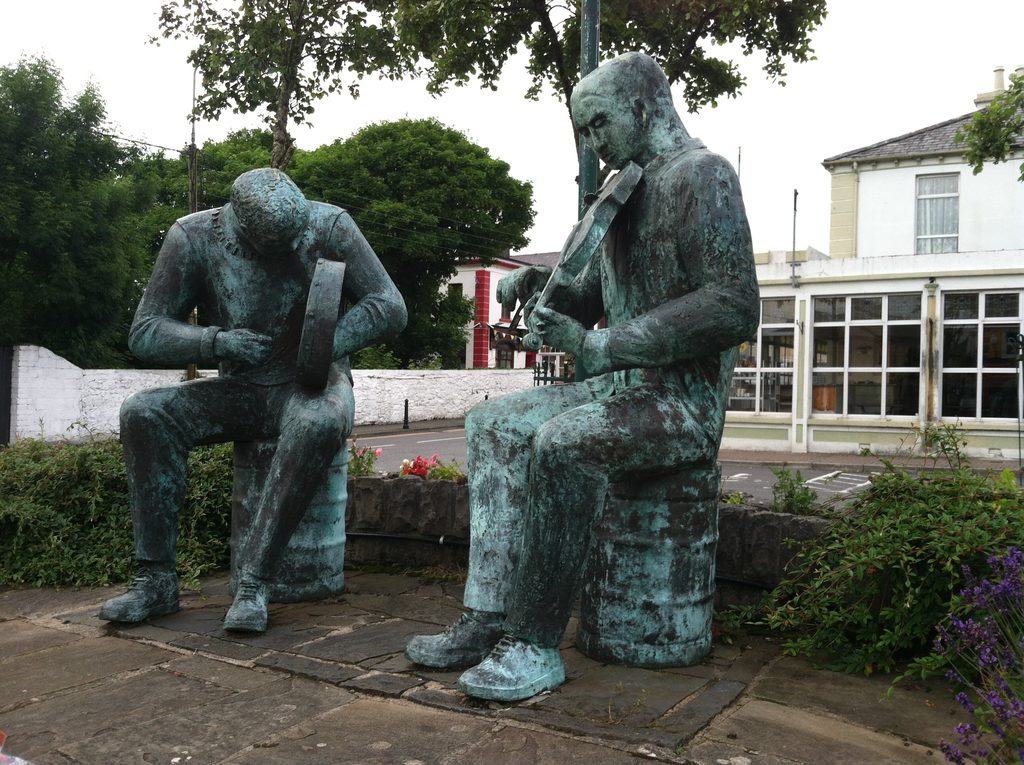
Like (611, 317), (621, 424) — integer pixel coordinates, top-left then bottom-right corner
(409, 52), (760, 700)
(108, 168), (405, 619)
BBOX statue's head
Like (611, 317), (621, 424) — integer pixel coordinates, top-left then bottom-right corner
(228, 168), (310, 256)
(570, 52), (686, 169)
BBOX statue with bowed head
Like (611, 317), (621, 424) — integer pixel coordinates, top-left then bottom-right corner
(99, 168), (406, 634)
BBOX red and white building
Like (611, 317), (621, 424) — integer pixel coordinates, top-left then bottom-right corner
(448, 252), (565, 372)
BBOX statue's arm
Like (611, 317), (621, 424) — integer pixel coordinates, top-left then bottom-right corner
(556, 255), (605, 328)
(331, 214), (408, 360)
(128, 223), (219, 366)
(580, 156), (759, 374)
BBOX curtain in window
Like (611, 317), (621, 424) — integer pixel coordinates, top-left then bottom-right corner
(916, 175), (959, 254)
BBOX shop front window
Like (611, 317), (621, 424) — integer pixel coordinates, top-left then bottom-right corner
(811, 294), (922, 416)
(941, 292), (1022, 420)
(728, 298), (795, 414)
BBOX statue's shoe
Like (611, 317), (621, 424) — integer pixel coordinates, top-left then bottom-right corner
(98, 569), (179, 623)
(456, 635), (565, 702)
(223, 577), (269, 633)
(405, 611), (504, 669)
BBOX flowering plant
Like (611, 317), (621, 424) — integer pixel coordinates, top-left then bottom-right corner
(348, 440), (383, 477)
(401, 454), (466, 482)
(938, 547), (1024, 764)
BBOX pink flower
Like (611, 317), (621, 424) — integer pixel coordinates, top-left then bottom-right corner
(374, 448), (383, 458)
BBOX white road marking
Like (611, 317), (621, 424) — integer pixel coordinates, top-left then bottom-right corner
(416, 436), (466, 444)
(726, 473), (751, 480)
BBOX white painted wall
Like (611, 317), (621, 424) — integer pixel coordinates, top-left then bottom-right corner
(856, 160), (1024, 258)
(8, 346), (535, 442)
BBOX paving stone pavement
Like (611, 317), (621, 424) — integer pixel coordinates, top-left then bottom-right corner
(0, 571), (960, 764)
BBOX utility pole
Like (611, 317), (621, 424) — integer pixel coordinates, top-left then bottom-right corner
(186, 69), (201, 381)
(578, 0), (600, 217)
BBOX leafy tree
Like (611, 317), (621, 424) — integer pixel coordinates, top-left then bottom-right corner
(394, 0), (828, 144)
(291, 118), (535, 367)
(957, 72), (1024, 181)
(0, 58), (154, 367)
(156, 0), (413, 169)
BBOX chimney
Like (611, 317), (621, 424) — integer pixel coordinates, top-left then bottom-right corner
(975, 66), (1007, 107)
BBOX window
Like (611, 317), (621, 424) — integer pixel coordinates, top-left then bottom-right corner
(495, 344), (515, 369)
(915, 174), (959, 254)
(728, 298), (795, 413)
(941, 291), (1022, 419)
(811, 294), (922, 416)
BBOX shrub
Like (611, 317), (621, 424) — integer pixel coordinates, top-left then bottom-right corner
(0, 438), (232, 587)
(770, 466), (818, 515)
(759, 460), (1024, 674)
(936, 548), (1024, 764)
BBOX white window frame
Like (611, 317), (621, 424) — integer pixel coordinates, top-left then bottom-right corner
(940, 291), (1023, 421)
(728, 299), (795, 414)
(810, 294), (923, 417)
(915, 173), (959, 254)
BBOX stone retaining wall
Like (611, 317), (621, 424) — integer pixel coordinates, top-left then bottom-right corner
(342, 475), (828, 605)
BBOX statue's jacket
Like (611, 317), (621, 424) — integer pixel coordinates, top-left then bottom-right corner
(564, 143), (760, 434)
(129, 202), (406, 385)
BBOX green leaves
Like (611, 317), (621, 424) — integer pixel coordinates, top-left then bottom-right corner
(0, 57), (156, 367)
(156, 0), (415, 168)
(956, 72), (1024, 181)
(0, 438), (233, 587)
(759, 454), (1024, 674)
(394, 0), (827, 117)
(291, 118), (535, 367)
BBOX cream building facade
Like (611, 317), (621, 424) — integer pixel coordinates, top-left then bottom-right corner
(722, 71), (1024, 458)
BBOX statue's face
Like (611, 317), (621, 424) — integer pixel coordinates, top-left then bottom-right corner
(572, 93), (643, 170)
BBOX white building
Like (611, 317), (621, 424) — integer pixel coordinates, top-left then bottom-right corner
(721, 69), (1024, 458)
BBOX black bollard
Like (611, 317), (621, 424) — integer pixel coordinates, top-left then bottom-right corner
(403, 399), (409, 430)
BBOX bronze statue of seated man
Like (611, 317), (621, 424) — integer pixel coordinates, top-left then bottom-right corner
(405, 52), (759, 701)
(99, 168), (405, 634)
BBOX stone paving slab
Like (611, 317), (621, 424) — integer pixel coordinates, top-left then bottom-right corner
(0, 572), (966, 764)
(220, 698), (492, 765)
(0, 667), (232, 763)
(0, 621), (80, 661)
(694, 698), (940, 764)
(454, 725), (650, 764)
(297, 619), (430, 664)
(751, 654), (959, 746)
(0, 638), (167, 713)
(59, 676), (353, 765)
(255, 652), (364, 685)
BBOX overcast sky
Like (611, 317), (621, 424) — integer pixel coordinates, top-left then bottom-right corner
(3, 1), (1023, 256)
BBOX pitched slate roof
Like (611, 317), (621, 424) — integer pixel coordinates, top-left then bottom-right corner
(823, 112), (977, 165)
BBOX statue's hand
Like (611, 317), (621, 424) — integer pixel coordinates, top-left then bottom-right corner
(214, 329), (273, 364)
(531, 305), (586, 356)
(496, 266), (552, 318)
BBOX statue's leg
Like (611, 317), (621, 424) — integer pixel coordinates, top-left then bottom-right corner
(458, 385), (716, 700)
(225, 375), (352, 633)
(405, 381), (599, 668)
(462, 382), (601, 613)
(120, 378), (266, 565)
(101, 378), (264, 623)
(235, 374), (354, 582)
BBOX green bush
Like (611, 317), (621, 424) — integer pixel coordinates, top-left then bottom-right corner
(760, 461), (1024, 674)
(0, 438), (233, 587)
(770, 466), (819, 515)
